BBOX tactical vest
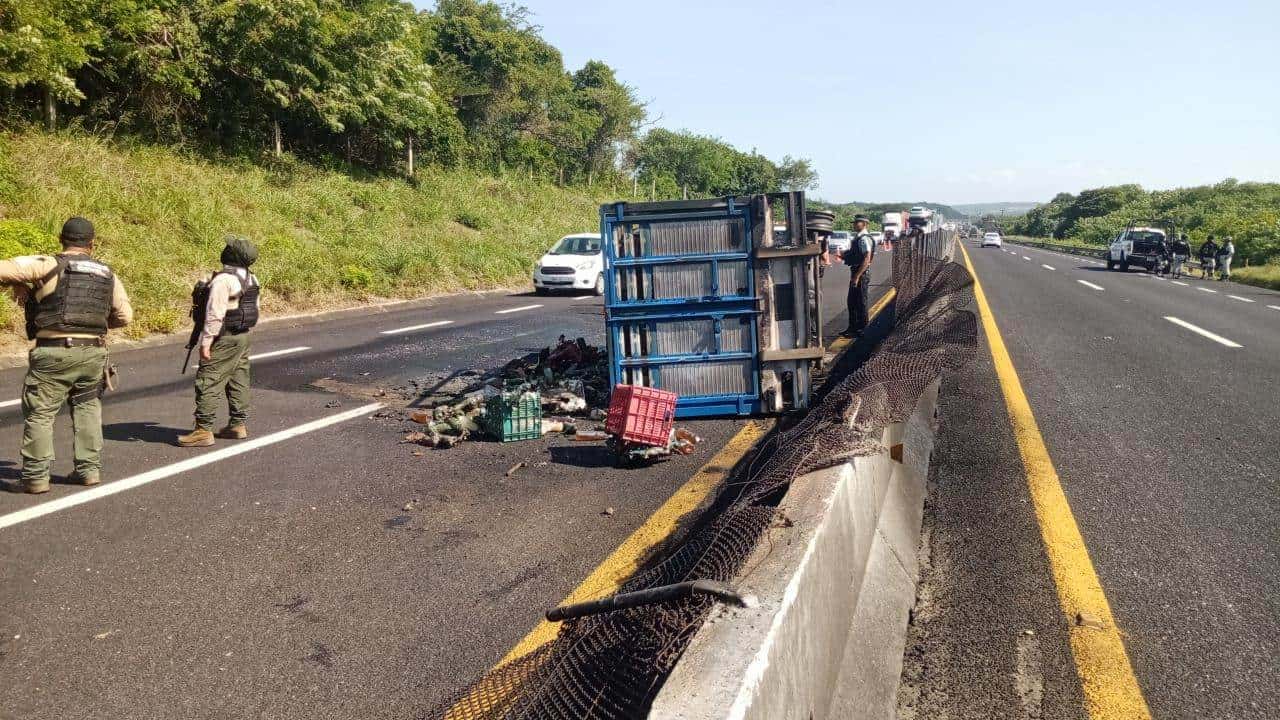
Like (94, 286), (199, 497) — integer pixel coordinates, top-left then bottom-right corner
(25, 255), (114, 339)
(845, 232), (874, 267)
(219, 270), (260, 334)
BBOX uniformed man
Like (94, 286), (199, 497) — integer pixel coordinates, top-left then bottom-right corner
(839, 214), (875, 339)
(0, 217), (132, 493)
(177, 236), (260, 448)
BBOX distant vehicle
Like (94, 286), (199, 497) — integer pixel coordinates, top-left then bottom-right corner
(870, 231), (885, 246)
(533, 233), (604, 295)
(981, 232), (1003, 248)
(828, 230), (852, 256)
(1107, 220), (1174, 272)
(907, 206), (934, 233)
(881, 212), (903, 240)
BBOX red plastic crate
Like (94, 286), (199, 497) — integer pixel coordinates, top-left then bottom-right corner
(606, 385), (678, 446)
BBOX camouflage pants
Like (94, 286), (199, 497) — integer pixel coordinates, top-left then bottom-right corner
(21, 344), (107, 483)
(194, 333), (251, 431)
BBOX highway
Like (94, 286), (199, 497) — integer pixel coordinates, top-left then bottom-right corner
(0, 255), (889, 719)
(899, 239), (1279, 719)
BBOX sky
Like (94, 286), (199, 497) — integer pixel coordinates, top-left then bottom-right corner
(415, 0), (1280, 205)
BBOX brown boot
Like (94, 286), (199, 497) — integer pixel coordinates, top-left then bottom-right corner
(68, 469), (100, 486)
(215, 424), (248, 440)
(177, 428), (215, 447)
(23, 478), (50, 494)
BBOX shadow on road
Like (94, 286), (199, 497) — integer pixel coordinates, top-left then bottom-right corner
(103, 421), (189, 445)
(549, 445), (615, 468)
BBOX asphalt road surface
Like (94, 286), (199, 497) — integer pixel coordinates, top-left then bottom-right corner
(900, 239), (1279, 719)
(0, 253), (889, 720)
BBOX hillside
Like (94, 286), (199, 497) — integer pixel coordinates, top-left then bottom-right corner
(950, 202), (1039, 217)
(0, 131), (613, 345)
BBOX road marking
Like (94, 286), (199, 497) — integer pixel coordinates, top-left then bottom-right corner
(249, 346), (310, 361)
(451, 286), (898, 713)
(827, 288), (897, 353)
(0, 398), (19, 409)
(959, 243), (1152, 720)
(495, 304), (543, 315)
(1197, 287), (1218, 294)
(1164, 316), (1242, 348)
(1227, 295), (1255, 303)
(1041, 264), (1056, 271)
(0, 403), (384, 531)
(1023, 256), (1032, 261)
(379, 320), (453, 335)
(1077, 280), (1105, 291)
(1269, 305), (1280, 311)
(1170, 281), (1188, 286)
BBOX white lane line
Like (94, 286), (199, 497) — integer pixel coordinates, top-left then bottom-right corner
(0, 398), (19, 409)
(0, 403), (384, 531)
(495, 304), (543, 315)
(249, 346), (310, 361)
(1269, 305), (1280, 311)
(1227, 295), (1256, 303)
(1164, 317), (1242, 348)
(1041, 264), (1056, 271)
(1171, 281), (1188, 286)
(380, 320), (453, 335)
(1023, 256), (1032, 261)
(1077, 279), (1105, 291)
(1197, 287), (1218, 294)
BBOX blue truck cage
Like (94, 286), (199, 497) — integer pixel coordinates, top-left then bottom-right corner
(601, 194), (823, 418)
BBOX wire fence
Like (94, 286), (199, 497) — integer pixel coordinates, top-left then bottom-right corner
(428, 228), (977, 720)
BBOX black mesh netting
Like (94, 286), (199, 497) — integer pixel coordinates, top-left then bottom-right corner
(427, 230), (977, 720)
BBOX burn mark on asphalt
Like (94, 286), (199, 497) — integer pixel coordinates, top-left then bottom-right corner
(307, 641), (335, 668)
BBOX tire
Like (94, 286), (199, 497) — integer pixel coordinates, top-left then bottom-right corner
(593, 273), (605, 296)
(1119, 260), (1129, 272)
(534, 286), (549, 296)
(1106, 258), (1116, 270)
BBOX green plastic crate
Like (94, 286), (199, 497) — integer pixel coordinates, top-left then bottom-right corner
(484, 390), (542, 442)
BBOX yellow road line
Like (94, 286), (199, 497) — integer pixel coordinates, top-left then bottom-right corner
(959, 243), (1151, 720)
(827, 287), (897, 353)
(498, 419), (771, 666)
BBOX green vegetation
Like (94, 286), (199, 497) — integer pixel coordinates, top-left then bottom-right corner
(0, 129), (610, 342)
(1009, 181), (1280, 264)
(1008, 180), (1280, 292)
(632, 129), (817, 198)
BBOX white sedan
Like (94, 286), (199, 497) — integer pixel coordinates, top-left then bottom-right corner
(981, 232), (1003, 248)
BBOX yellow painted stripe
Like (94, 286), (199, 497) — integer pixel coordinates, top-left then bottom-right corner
(959, 243), (1151, 720)
(827, 287), (897, 353)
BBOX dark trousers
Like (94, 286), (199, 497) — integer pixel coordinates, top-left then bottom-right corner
(846, 275), (869, 333)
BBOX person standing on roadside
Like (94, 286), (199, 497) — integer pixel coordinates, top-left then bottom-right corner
(839, 214), (875, 339)
(1217, 237), (1235, 281)
(1198, 235), (1218, 280)
(1169, 233), (1191, 279)
(178, 236), (260, 448)
(0, 217), (132, 493)
(1152, 233), (1170, 276)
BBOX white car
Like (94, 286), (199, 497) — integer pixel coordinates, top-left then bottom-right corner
(533, 233), (604, 295)
(828, 230), (852, 256)
(981, 232), (1003, 248)
(870, 231), (885, 245)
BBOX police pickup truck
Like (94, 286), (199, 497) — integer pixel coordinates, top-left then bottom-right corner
(1106, 219), (1174, 272)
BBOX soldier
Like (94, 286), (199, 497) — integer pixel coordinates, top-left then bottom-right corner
(0, 217), (132, 493)
(839, 214), (875, 339)
(178, 236), (261, 447)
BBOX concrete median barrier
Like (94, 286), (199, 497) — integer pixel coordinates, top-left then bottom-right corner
(649, 377), (941, 720)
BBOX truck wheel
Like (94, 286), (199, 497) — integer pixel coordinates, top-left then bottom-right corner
(1119, 260), (1129, 272)
(535, 286), (549, 296)
(1106, 258), (1116, 270)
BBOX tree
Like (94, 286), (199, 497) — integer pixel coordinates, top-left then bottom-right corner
(777, 155), (817, 192)
(0, 0), (100, 128)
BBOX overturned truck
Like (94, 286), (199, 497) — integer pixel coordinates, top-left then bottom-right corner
(600, 192), (823, 417)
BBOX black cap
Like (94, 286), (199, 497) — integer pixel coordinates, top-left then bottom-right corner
(220, 234), (259, 267)
(59, 216), (95, 246)
(853, 214), (870, 223)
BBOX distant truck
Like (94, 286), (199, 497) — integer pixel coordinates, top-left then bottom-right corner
(881, 212), (903, 240)
(907, 206), (934, 233)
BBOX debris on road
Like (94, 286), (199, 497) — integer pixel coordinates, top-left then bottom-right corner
(505, 462), (525, 478)
(602, 507), (615, 516)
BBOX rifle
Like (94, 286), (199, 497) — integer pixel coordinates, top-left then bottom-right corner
(182, 276), (211, 374)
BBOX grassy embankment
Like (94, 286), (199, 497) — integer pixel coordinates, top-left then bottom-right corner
(1007, 235), (1280, 291)
(0, 130), (615, 347)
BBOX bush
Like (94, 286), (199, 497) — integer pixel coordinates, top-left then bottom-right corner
(454, 211), (489, 231)
(0, 219), (57, 258)
(339, 264), (375, 290)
